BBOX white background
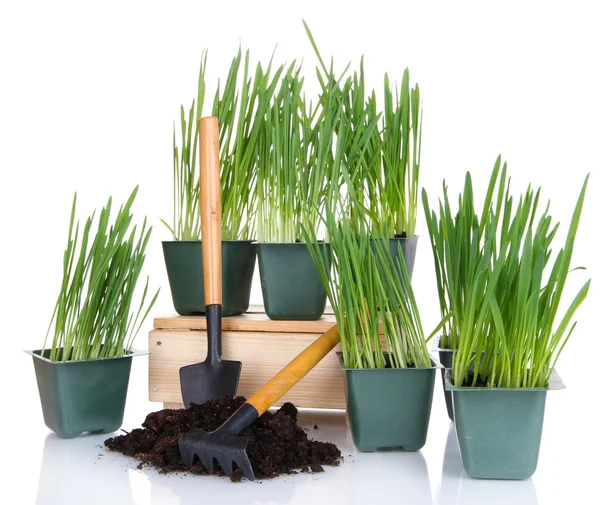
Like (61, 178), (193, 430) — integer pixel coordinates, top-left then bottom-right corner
(1, 1), (598, 504)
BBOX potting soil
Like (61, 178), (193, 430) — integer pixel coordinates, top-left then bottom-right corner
(104, 395), (341, 482)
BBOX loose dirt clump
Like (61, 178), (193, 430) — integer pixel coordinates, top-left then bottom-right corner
(105, 396), (340, 482)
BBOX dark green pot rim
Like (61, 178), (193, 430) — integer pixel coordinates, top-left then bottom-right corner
(389, 235), (420, 241)
(25, 348), (149, 365)
(251, 237), (419, 244)
(443, 368), (565, 392)
(253, 241), (327, 246)
(162, 239), (255, 244)
(337, 352), (440, 371)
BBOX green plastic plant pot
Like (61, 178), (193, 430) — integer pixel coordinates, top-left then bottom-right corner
(255, 242), (330, 320)
(438, 348), (455, 421)
(341, 354), (437, 452)
(162, 240), (256, 317)
(27, 348), (147, 438)
(389, 235), (419, 281)
(431, 336), (456, 421)
(432, 336), (485, 422)
(445, 369), (565, 480)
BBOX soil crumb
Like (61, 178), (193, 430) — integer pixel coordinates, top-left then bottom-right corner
(104, 396), (340, 482)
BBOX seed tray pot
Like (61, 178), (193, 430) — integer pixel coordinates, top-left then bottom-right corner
(162, 240), (256, 317)
(390, 235), (419, 281)
(255, 242), (331, 321)
(27, 348), (148, 438)
(435, 342), (456, 421)
(431, 336), (486, 422)
(340, 353), (437, 452)
(368, 236), (419, 283)
(445, 369), (565, 480)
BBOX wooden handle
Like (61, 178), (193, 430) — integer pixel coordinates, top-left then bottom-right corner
(246, 324), (340, 415)
(199, 116), (222, 306)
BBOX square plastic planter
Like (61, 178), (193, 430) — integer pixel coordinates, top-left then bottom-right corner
(341, 354), (437, 452)
(432, 336), (485, 422)
(445, 369), (565, 480)
(389, 235), (419, 281)
(432, 337), (455, 421)
(255, 242), (330, 321)
(27, 348), (148, 438)
(162, 240), (256, 317)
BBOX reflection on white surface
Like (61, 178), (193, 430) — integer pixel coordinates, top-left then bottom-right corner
(31, 409), (434, 505)
(342, 450), (432, 505)
(144, 410), (432, 505)
(37, 433), (136, 505)
(34, 410), (546, 505)
(435, 425), (539, 505)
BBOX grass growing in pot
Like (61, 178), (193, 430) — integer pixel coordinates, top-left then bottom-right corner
(214, 50), (285, 241)
(163, 49), (283, 241)
(369, 69), (421, 239)
(161, 49), (284, 316)
(303, 21), (422, 277)
(31, 187), (159, 437)
(452, 174), (590, 388)
(421, 156), (508, 419)
(303, 196), (449, 451)
(253, 63), (355, 320)
(162, 52), (206, 242)
(442, 163), (590, 479)
(422, 155), (507, 351)
(44, 186), (159, 361)
(255, 62), (348, 243)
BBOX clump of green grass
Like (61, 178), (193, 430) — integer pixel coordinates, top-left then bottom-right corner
(44, 187), (159, 362)
(302, 117), (448, 368)
(422, 156), (506, 350)
(454, 172), (590, 388)
(256, 59), (353, 243)
(303, 20), (422, 238)
(424, 156), (590, 388)
(162, 52), (207, 241)
(303, 195), (447, 369)
(164, 49), (284, 241)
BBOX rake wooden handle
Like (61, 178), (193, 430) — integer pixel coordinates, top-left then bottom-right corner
(246, 324), (340, 415)
(199, 116), (222, 306)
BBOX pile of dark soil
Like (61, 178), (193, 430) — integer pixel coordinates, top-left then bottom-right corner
(105, 396), (341, 482)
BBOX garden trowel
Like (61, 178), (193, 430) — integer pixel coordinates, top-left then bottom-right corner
(179, 116), (242, 408)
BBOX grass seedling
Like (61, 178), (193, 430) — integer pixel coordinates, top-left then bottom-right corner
(434, 159), (592, 388)
(303, 20), (421, 237)
(303, 151), (448, 369)
(256, 61), (346, 243)
(422, 156), (507, 349)
(44, 187), (160, 362)
(163, 49), (284, 241)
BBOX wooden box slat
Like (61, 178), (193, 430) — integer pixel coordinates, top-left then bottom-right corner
(153, 308), (336, 334)
(152, 314), (337, 334)
(148, 329), (346, 410)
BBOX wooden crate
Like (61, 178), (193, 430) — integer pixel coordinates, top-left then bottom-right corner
(148, 306), (346, 410)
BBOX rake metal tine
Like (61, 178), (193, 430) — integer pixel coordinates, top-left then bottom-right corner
(180, 446), (196, 468)
(199, 451), (215, 473)
(217, 455), (234, 476)
(234, 454), (255, 481)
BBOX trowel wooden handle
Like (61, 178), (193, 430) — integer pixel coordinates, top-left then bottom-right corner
(199, 116), (222, 306)
(247, 324), (340, 415)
